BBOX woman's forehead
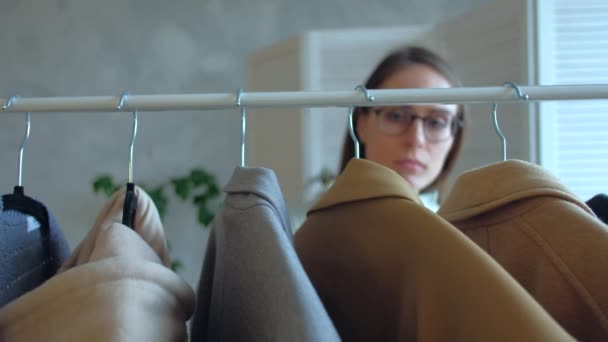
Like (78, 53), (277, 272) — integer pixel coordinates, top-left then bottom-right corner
(384, 103), (459, 114)
(381, 64), (453, 89)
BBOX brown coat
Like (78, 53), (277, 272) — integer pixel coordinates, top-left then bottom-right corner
(438, 159), (608, 341)
(295, 159), (573, 341)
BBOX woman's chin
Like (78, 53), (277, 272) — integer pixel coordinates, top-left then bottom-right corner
(399, 174), (423, 193)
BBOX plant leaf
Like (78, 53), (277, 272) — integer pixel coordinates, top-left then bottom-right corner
(171, 178), (191, 200)
(193, 193), (209, 205)
(93, 175), (117, 197)
(171, 259), (183, 272)
(207, 183), (221, 198)
(198, 206), (214, 226)
(146, 186), (168, 220)
(191, 169), (214, 186)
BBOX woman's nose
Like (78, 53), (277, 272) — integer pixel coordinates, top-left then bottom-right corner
(402, 119), (426, 146)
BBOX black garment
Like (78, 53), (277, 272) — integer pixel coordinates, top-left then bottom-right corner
(587, 194), (608, 225)
(0, 187), (70, 307)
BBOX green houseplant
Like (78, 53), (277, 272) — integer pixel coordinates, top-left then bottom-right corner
(92, 168), (221, 271)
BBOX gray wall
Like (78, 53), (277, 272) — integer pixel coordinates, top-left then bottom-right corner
(0, 0), (491, 287)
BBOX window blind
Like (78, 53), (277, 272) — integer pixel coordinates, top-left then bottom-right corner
(538, 0), (608, 201)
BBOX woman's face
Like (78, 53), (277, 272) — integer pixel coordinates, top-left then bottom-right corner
(357, 64), (458, 192)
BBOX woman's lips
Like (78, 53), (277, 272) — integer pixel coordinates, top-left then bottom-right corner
(393, 159), (425, 173)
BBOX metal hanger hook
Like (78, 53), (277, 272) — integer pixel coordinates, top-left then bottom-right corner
(3, 95), (20, 110)
(491, 102), (507, 161)
(128, 110), (138, 184)
(349, 85), (375, 159)
(236, 88), (246, 167)
(355, 84), (375, 102)
(503, 82), (529, 101)
(18, 112), (31, 187)
(115, 90), (137, 183)
(116, 90), (138, 229)
(116, 90), (129, 111)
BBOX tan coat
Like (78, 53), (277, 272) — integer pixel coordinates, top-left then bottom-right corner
(295, 159), (573, 341)
(438, 159), (608, 341)
(0, 186), (195, 342)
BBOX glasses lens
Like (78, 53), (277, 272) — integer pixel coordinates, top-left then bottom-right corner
(424, 113), (451, 141)
(377, 108), (409, 135)
(376, 107), (457, 142)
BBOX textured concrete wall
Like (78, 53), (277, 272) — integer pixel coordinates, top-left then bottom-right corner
(0, 0), (491, 287)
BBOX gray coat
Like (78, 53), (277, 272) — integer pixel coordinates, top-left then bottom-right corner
(190, 167), (339, 342)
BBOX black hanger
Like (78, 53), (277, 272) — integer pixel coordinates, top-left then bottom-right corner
(586, 194), (608, 225)
(2, 187), (51, 243)
(117, 91), (138, 229)
(2, 109), (47, 232)
(122, 182), (137, 228)
(1, 109), (48, 233)
(0, 105), (56, 305)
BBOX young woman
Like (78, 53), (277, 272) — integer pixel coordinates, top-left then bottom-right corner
(340, 46), (466, 197)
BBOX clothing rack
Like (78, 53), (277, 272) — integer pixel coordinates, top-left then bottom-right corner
(1, 84), (608, 113)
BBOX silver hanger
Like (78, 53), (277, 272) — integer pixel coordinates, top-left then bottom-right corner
(348, 85), (375, 159)
(18, 112), (31, 188)
(491, 102), (507, 161)
(2, 95), (19, 110)
(116, 91), (138, 183)
(236, 88), (246, 167)
(3, 96), (30, 187)
(116, 91), (138, 229)
(128, 110), (138, 184)
(503, 82), (529, 101)
(491, 82), (529, 161)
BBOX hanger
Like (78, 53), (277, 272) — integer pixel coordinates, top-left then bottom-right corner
(116, 91), (138, 229)
(2, 95), (39, 203)
(504, 82), (529, 101)
(236, 88), (246, 167)
(348, 85), (375, 159)
(2, 95), (19, 110)
(586, 194), (608, 225)
(491, 102), (507, 161)
(1, 96), (53, 276)
(491, 82), (529, 161)
(0, 97), (71, 305)
(17, 110), (31, 194)
(2, 96), (28, 195)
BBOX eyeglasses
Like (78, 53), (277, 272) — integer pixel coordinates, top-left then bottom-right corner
(372, 106), (462, 142)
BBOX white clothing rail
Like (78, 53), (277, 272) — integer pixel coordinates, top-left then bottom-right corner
(1, 84), (608, 113)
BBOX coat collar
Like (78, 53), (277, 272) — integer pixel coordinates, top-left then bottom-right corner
(308, 158), (421, 214)
(224, 166), (291, 230)
(438, 159), (593, 221)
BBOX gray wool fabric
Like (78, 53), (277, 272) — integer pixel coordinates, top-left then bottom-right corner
(0, 197), (70, 308)
(190, 167), (339, 342)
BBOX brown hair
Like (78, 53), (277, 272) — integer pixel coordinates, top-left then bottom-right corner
(339, 46), (467, 193)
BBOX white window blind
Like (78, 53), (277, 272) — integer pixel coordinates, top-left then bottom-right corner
(537, 0), (608, 201)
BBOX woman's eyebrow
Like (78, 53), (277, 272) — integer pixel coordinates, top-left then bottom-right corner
(396, 105), (457, 116)
(429, 107), (457, 116)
